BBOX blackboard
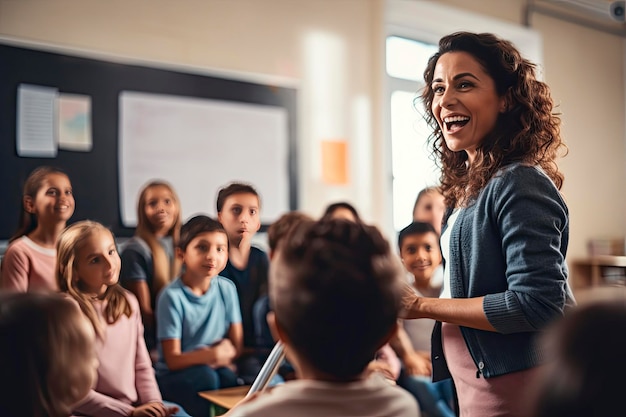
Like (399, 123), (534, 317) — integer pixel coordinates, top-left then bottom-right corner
(0, 40), (298, 240)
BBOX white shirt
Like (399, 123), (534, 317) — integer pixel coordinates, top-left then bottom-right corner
(440, 208), (462, 299)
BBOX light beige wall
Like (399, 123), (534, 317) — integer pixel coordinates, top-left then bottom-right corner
(0, 0), (381, 225)
(1, 0), (624, 259)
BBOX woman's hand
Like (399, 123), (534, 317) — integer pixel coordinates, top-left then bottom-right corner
(398, 282), (422, 319)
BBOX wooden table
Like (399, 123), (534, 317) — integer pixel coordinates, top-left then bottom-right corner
(199, 385), (250, 415)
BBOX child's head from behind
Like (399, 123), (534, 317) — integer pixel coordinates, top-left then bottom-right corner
(267, 211), (313, 257)
(412, 186), (445, 234)
(321, 201), (361, 223)
(398, 221), (441, 288)
(529, 298), (626, 417)
(270, 219), (404, 380)
(216, 182), (261, 244)
(0, 291), (97, 417)
(57, 220), (121, 299)
(12, 166), (75, 242)
(178, 215), (229, 280)
(136, 180), (181, 238)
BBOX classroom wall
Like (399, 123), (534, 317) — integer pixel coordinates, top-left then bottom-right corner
(1, 0), (624, 261)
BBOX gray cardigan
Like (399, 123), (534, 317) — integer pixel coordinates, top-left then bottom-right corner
(432, 163), (573, 381)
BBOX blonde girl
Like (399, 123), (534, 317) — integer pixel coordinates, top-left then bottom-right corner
(120, 181), (182, 353)
(57, 220), (186, 417)
(1, 166), (75, 291)
(0, 291), (97, 417)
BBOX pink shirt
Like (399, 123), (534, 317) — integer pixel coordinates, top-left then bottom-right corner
(442, 323), (541, 417)
(0, 236), (58, 292)
(73, 290), (162, 417)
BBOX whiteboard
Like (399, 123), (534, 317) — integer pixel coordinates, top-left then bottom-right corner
(119, 91), (290, 226)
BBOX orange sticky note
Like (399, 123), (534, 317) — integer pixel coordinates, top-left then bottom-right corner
(321, 140), (348, 185)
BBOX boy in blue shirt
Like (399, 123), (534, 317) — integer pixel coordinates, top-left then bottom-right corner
(155, 215), (242, 417)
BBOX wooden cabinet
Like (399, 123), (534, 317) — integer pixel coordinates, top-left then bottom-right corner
(570, 256), (626, 291)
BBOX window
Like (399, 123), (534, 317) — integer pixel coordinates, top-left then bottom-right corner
(386, 36), (439, 231)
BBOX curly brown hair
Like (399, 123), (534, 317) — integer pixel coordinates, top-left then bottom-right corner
(419, 32), (567, 208)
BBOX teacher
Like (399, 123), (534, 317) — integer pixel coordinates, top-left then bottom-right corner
(402, 31), (573, 417)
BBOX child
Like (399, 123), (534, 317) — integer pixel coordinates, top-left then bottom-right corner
(267, 211), (313, 259)
(321, 201), (403, 384)
(216, 182), (270, 383)
(155, 215), (243, 417)
(56, 220), (185, 417)
(120, 180), (182, 354)
(264, 211), (314, 381)
(1, 166), (75, 292)
(0, 291), (97, 417)
(412, 186), (446, 235)
(227, 218), (419, 416)
(395, 221), (455, 417)
(320, 201), (361, 222)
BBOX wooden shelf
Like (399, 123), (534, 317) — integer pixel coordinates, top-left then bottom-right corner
(570, 256), (626, 289)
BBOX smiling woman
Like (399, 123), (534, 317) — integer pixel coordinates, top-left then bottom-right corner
(401, 31), (572, 417)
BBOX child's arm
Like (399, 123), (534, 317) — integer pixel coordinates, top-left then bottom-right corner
(223, 276), (244, 356)
(120, 246), (155, 326)
(390, 322), (432, 376)
(228, 322), (244, 357)
(73, 390), (136, 416)
(0, 244), (30, 291)
(161, 338), (237, 370)
(130, 294), (165, 404)
(374, 343), (402, 381)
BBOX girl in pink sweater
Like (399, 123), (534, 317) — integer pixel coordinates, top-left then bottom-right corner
(1, 166), (75, 292)
(56, 220), (188, 417)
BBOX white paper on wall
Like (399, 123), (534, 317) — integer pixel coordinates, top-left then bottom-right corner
(17, 84), (58, 157)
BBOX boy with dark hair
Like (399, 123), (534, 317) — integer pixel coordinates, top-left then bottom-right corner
(266, 211), (313, 258)
(228, 218), (419, 416)
(155, 215), (242, 417)
(394, 221), (455, 417)
(216, 182), (271, 383)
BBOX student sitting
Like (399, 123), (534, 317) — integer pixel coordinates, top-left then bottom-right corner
(216, 182), (271, 383)
(155, 215), (243, 417)
(226, 218), (420, 417)
(1, 166), (75, 292)
(120, 180), (182, 356)
(56, 220), (186, 416)
(394, 221), (456, 417)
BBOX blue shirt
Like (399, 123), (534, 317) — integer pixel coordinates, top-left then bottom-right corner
(155, 276), (242, 373)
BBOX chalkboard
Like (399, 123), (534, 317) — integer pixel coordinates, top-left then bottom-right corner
(0, 41), (298, 240)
